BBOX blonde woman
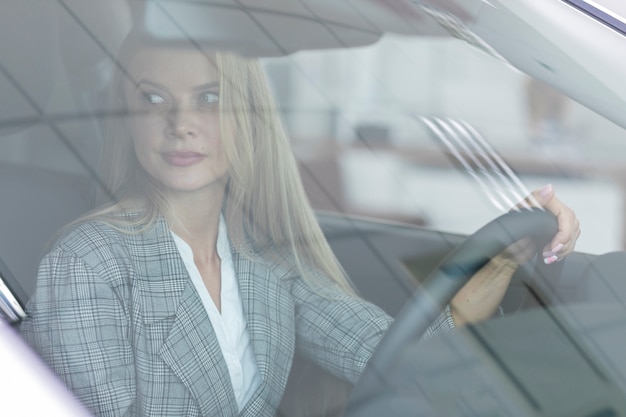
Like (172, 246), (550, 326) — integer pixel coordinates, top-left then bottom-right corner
(20, 31), (580, 417)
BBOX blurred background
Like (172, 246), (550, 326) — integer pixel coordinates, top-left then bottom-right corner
(262, 34), (626, 255)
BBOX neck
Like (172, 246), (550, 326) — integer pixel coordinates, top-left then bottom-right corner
(167, 186), (225, 261)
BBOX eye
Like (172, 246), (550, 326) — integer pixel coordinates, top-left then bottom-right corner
(199, 91), (219, 106)
(143, 92), (166, 105)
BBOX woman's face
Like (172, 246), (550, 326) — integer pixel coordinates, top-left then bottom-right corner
(124, 47), (229, 197)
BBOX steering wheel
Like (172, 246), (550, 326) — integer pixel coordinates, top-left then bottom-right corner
(344, 209), (558, 417)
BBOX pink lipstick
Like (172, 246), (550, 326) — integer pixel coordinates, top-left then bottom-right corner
(162, 151), (205, 167)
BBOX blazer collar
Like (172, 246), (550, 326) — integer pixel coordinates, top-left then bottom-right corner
(130, 218), (236, 416)
(132, 217), (295, 416)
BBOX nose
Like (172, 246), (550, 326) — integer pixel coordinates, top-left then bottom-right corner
(165, 106), (199, 139)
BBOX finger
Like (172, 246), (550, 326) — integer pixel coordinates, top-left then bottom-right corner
(531, 183), (555, 208)
(516, 183), (553, 210)
(542, 214), (580, 264)
(549, 206), (579, 249)
(527, 184), (580, 263)
(520, 184), (581, 264)
(553, 223), (581, 257)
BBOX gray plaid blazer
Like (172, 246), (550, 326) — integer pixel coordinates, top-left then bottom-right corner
(20, 216), (453, 417)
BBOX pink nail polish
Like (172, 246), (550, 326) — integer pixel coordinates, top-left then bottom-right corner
(544, 255), (558, 265)
(551, 243), (564, 253)
(540, 184), (553, 198)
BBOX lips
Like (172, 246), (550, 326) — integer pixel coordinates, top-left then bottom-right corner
(161, 151), (206, 167)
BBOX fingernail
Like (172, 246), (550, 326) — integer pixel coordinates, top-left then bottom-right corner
(544, 255), (558, 264)
(551, 243), (564, 253)
(540, 184), (553, 198)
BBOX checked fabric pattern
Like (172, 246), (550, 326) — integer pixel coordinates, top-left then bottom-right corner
(20, 216), (454, 417)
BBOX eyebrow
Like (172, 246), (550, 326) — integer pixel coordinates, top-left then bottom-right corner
(193, 82), (220, 92)
(134, 80), (220, 91)
(135, 79), (166, 91)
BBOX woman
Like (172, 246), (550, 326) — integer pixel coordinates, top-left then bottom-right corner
(20, 31), (580, 417)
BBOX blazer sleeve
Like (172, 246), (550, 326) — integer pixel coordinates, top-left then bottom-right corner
(289, 275), (455, 384)
(19, 246), (136, 417)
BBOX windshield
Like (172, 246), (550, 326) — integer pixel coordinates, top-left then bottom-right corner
(1, 1), (626, 416)
(263, 32), (626, 254)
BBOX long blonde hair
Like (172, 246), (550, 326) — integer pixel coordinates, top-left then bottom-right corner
(84, 34), (354, 293)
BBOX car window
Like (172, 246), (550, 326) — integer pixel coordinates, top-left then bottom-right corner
(263, 33), (626, 255)
(1, 1), (626, 416)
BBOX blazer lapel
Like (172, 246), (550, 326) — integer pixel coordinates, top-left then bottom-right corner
(233, 249), (296, 416)
(160, 280), (238, 417)
(133, 219), (238, 417)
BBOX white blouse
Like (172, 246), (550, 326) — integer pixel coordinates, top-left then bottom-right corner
(171, 217), (260, 411)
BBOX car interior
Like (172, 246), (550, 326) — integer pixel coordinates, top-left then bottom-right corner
(2, 1), (626, 416)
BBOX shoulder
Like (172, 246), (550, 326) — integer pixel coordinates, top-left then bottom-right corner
(57, 219), (128, 254)
(56, 220), (125, 253)
(50, 214), (168, 271)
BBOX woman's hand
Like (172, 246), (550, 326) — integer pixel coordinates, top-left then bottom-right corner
(532, 184), (580, 264)
(505, 184), (581, 264)
(450, 184), (581, 326)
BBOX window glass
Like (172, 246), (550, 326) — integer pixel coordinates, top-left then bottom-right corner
(263, 35), (626, 255)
